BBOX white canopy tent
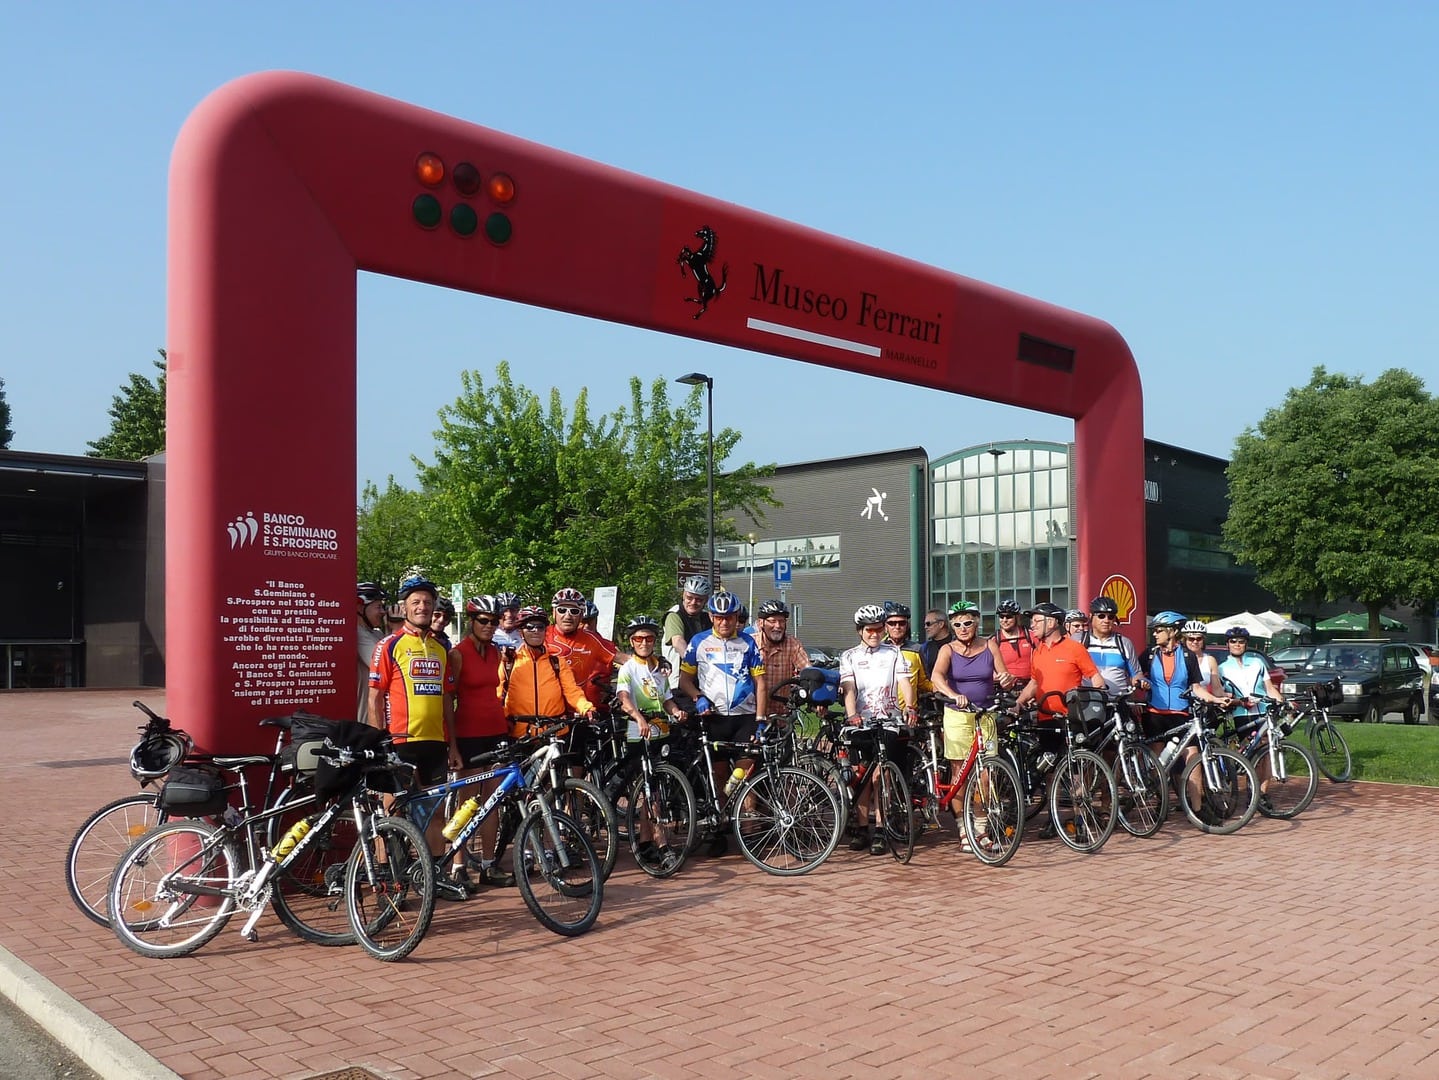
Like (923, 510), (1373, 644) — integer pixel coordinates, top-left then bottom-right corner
(1203, 611), (1277, 638)
(1256, 610), (1309, 634)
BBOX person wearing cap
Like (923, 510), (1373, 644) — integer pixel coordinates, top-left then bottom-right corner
(356, 582), (388, 726)
(754, 599), (809, 704)
(993, 599), (1035, 684)
(368, 576), (465, 894)
(663, 575), (713, 675)
(546, 587), (617, 695)
(500, 605), (597, 738)
(444, 595), (515, 890)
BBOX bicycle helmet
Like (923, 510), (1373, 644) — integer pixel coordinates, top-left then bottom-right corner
(883, 601), (911, 620)
(1089, 596), (1119, 616)
(948, 600), (980, 617)
(397, 575), (438, 600)
(584, 600), (599, 620)
(996, 599), (1023, 617)
(493, 591), (522, 610)
(1065, 609), (1087, 623)
(1225, 626), (1251, 640)
(854, 603), (887, 627)
(129, 730), (193, 781)
(552, 587), (586, 606)
(757, 599), (789, 618)
(357, 581), (387, 603)
(1181, 619), (1208, 635)
(435, 596), (456, 618)
(680, 575), (712, 597)
(1152, 610), (1187, 628)
(625, 615), (661, 636)
(466, 594), (499, 617)
(707, 590), (742, 616)
(517, 604), (549, 626)
(1031, 602), (1065, 620)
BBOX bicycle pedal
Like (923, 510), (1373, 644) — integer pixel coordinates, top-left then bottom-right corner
(242, 929), (259, 943)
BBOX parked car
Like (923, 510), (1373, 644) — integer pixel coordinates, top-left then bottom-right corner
(1269, 646), (1314, 675)
(1205, 646), (1286, 693)
(805, 647), (840, 669)
(1282, 640), (1426, 724)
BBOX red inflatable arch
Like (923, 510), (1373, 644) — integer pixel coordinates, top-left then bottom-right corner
(168, 72), (1145, 750)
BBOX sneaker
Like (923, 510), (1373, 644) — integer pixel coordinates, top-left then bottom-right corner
(450, 866), (481, 895)
(481, 864), (516, 888)
(848, 832), (869, 852)
(434, 873), (470, 902)
(869, 837), (887, 856)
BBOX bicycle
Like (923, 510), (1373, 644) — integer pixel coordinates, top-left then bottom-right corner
(1088, 689), (1170, 838)
(908, 692), (1024, 866)
(836, 716), (917, 863)
(1153, 703), (1261, 835)
(1228, 702), (1319, 819)
(108, 730), (434, 961)
(508, 716), (619, 882)
(402, 726), (603, 936)
(1287, 682), (1352, 783)
(625, 716), (697, 879)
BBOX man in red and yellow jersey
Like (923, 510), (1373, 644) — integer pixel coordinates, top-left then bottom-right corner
(369, 576), (463, 887)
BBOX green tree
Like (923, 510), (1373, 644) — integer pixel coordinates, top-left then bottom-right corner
(356, 478), (449, 598)
(0, 376), (13, 449)
(396, 362), (775, 616)
(87, 350), (166, 459)
(1224, 366), (1439, 633)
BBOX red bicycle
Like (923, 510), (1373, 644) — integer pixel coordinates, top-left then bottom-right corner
(909, 693), (1025, 866)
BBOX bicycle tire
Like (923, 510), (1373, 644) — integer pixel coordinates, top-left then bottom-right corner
(1309, 715), (1352, 783)
(1178, 747), (1259, 835)
(344, 815), (435, 961)
(877, 760), (916, 864)
(733, 765), (843, 876)
(267, 787), (357, 946)
(1113, 742), (1169, 838)
(796, 750), (851, 823)
(627, 763), (697, 879)
(595, 758), (635, 843)
(66, 792), (165, 926)
(513, 808), (603, 936)
(1048, 749), (1117, 853)
(553, 777), (618, 882)
(960, 755), (1024, 867)
(1256, 739), (1319, 819)
(108, 820), (240, 959)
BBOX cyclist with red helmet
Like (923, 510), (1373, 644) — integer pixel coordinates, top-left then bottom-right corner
(546, 587), (617, 694)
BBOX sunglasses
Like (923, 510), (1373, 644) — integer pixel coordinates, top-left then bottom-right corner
(470, 616), (497, 626)
(554, 605), (583, 615)
(923, 619), (942, 627)
(885, 619), (908, 627)
(1091, 613), (1115, 619)
(1185, 635), (1205, 641)
(951, 620), (977, 629)
(522, 622), (547, 631)
(630, 634), (656, 643)
(999, 612), (1017, 618)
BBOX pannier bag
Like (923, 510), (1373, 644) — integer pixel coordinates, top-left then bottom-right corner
(157, 764), (228, 817)
(282, 711), (350, 778)
(1312, 676), (1342, 709)
(1065, 687), (1108, 732)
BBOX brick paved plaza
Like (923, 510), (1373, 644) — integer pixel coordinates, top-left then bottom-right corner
(5, 690), (1438, 1079)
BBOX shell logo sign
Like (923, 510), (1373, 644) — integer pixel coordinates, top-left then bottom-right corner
(1099, 574), (1137, 623)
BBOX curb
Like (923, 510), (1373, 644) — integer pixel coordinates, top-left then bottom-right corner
(0, 943), (182, 1080)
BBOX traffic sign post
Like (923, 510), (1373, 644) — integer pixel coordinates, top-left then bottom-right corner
(773, 558), (792, 585)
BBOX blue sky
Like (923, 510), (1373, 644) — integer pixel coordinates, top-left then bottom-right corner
(2, 2), (1435, 491)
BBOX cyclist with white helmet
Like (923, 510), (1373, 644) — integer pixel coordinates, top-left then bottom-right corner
(1179, 619), (1225, 697)
(492, 591), (523, 649)
(1065, 609), (1090, 643)
(840, 603), (916, 854)
(664, 575), (713, 675)
(356, 582), (388, 725)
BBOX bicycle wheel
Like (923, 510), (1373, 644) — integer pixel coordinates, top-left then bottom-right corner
(66, 792), (164, 926)
(877, 760), (916, 864)
(109, 820), (240, 959)
(553, 777), (618, 882)
(344, 815), (435, 962)
(595, 758), (634, 844)
(1257, 739), (1319, 819)
(1048, 750), (1117, 853)
(627, 763), (697, 879)
(796, 750), (851, 823)
(267, 788), (357, 946)
(733, 765), (843, 876)
(960, 755), (1024, 867)
(1113, 742), (1169, 838)
(1178, 747), (1259, 835)
(1309, 716), (1352, 783)
(513, 809), (603, 936)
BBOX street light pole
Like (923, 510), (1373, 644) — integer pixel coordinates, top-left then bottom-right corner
(745, 532), (756, 615)
(676, 372), (715, 591)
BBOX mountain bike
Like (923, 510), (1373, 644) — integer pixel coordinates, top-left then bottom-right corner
(1229, 703), (1319, 819)
(1287, 684), (1352, 782)
(1088, 689), (1169, 838)
(625, 718), (697, 879)
(1154, 703), (1260, 834)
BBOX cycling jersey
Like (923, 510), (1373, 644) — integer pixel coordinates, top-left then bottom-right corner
(995, 632), (1035, 683)
(1083, 633), (1139, 694)
(1218, 653), (1272, 716)
(369, 628), (450, 743)
(680, 630), (763, 715)
(545, 626), (617, 690)
(1028, 637), (1100, 720)
(448, 636), (507, 739)
(614, 656), (675, 740)
(839, 641), (911, 720)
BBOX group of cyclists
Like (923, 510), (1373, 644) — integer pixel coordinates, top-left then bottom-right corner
(356, 571), (1294, 886)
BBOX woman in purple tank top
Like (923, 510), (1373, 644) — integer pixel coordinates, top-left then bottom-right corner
(931, 602), (1015, 823)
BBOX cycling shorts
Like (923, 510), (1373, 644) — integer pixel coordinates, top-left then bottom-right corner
(456, 735), (507, 769)
(708, 713), (758, 746)
(393, 740), (449, 785)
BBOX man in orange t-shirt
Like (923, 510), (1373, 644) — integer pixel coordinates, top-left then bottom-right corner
(1015, 602), (1105, 718)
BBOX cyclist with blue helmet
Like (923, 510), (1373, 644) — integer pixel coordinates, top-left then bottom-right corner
(1137, 611), (1229, 746)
